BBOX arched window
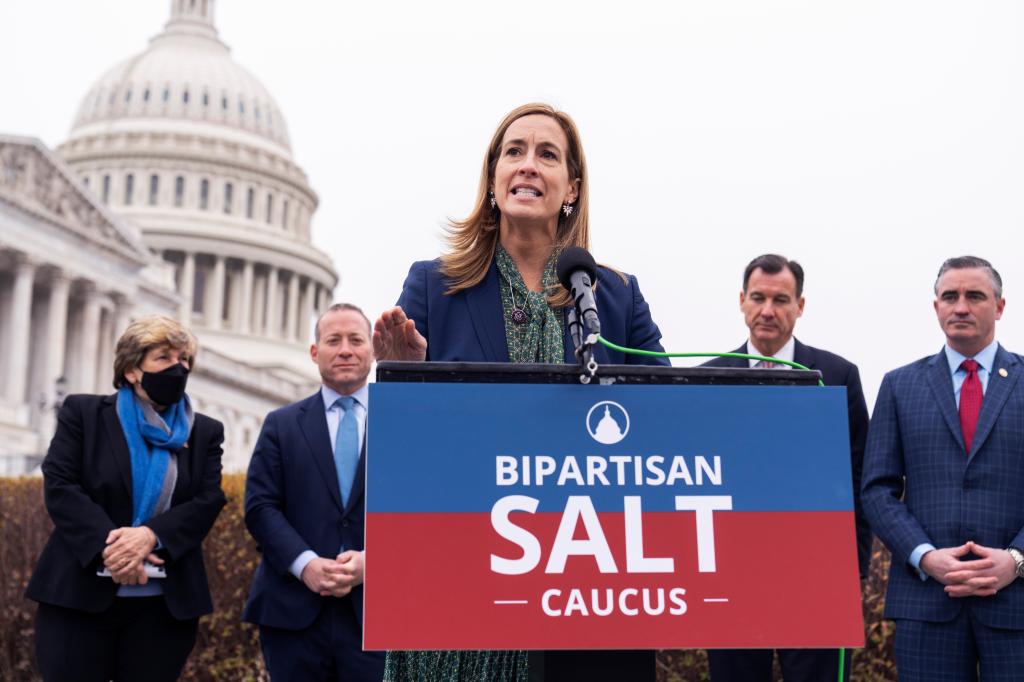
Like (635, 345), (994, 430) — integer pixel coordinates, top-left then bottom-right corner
(149, 174), (159, 205)
(200, 179), (209, 210)
(282, 199), (289, 229)
(265, 193), (274, 224)
(223, 182), (233, 214)
(174, 176), (185, 207)
(183, 89), (190, 104)
(162, 87), (170, 103)
(143, 88), (151, 103)
(102, 175), (111, 203)
(246, 187), (255, 219)
(222, 94), (229, 111)
(124, 174), (134, 205)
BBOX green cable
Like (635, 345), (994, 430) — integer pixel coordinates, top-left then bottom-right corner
(596, 335), (843, 676)
(594, 335), (825, 386)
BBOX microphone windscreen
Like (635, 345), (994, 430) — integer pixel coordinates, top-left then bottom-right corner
(556, 246), (598, 290)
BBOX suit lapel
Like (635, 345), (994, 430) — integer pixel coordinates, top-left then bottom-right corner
(464, 259), (510, 363)
(101, 397), (134, 496)
(344, 439), (367, 516)
(173, 426), (194, 502)
(925, 349), (966, 453)
(970, 345), (1020, 457)
(793, 339), (816, 370)
(298, 394), (345, 514)
(718, 343), (751, 368)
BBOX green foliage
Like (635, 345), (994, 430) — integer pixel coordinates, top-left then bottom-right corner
(1, 475), (895, 681)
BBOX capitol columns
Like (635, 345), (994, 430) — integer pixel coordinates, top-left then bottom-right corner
(6, 256), (37, 404)
(286, 271), (300, 342)
(77, 284), (102, 394)
(44, 272), (71, 396)
(40, 271), (71, 438)
(314, 285), (326, 314)
(297, 277), (313, 343)
(239, 259), (254, 334)
(112, 294), (131, 341)
(179, 251), (195, 322)
(265, 266), (279, 337)
(207, 254), (225, 330)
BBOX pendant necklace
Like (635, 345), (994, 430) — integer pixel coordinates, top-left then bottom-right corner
(503, 270), (530, 324)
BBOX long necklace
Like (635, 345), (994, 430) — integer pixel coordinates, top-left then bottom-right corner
(502, 269), (530, 324)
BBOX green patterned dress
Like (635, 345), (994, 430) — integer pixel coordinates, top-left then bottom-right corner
(383, 246), (563, 682)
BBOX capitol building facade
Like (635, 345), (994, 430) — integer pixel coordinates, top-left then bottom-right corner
(0, 0), (338, 474)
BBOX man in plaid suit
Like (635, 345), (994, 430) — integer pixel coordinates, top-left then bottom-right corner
(863, 256), (1024, 680)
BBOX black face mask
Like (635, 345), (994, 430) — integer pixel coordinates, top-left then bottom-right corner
(140, 363), (189, 406)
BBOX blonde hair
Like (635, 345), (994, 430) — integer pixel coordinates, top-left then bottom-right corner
(440, 103), (592, 308)
(112, 315), (198, 388)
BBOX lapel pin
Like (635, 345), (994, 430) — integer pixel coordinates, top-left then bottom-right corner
(999, 368), (1009, 378)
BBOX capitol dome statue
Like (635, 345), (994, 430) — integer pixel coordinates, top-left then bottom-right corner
(0, 0), (338, 473)
(59, 0), (337, 380)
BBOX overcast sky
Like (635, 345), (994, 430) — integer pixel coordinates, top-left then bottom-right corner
(3, 0), (1023, 407)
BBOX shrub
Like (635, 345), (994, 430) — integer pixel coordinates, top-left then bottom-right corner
(0, 476), (895, 681)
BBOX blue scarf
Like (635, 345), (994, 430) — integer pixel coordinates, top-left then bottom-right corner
(116, 385), (191, 526)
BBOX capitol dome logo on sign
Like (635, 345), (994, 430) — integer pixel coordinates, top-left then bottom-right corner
(586, 401), (630, 445)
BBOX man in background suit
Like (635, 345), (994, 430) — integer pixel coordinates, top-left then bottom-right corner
(704, 253), (870, 682)
(243, 303), (384, 682)
(863, 256), (1024, 680)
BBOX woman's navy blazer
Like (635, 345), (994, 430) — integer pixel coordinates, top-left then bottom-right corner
(396, 258), (669, 365)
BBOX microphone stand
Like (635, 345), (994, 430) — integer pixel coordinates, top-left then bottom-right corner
(567, 306), (599, 384)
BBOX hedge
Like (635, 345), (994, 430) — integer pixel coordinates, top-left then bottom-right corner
(0, 475), (894, 681)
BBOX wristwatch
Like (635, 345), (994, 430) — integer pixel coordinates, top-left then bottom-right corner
(1006, 547), (1024, 579)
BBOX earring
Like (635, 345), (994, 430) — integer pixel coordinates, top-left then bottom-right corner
(562, 203), (574, 217)
(489, 191), (497, 209)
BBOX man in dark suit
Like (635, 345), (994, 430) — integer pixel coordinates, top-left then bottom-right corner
(703, 253), (870, 682)
(244, 303), (385, 682)
(863, 256), (1024, 680)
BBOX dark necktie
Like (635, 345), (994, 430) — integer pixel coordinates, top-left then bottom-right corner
(959, 359), (983, 454)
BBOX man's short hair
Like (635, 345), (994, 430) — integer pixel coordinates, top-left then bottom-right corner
(314, 303), (371, 342)
(742, 254), (805, 297)
(934, 256), (1003, 299)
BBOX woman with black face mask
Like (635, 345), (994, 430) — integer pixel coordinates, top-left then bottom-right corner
(26, 315), (227, 682)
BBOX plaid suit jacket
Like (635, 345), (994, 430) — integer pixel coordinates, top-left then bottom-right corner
(862, 344), (1024, 627)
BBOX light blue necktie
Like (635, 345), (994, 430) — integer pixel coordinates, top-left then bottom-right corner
(333, 396), (360, 508)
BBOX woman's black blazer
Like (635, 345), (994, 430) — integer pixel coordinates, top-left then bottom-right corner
(25, 393), (227, 620)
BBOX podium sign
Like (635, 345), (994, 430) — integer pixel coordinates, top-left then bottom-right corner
(364, 383), (864, 650)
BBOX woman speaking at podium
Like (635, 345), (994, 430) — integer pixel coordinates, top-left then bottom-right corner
(374, 103), (667, 681)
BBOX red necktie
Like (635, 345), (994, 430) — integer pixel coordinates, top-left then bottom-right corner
(959, 359), (983, 454)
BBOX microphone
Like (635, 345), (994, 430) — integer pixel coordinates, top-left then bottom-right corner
(557, 246), (601, 339)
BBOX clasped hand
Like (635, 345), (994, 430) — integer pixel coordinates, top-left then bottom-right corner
(921, 541), (1017, 597)
(102, 526), (162, 586)
(300, 551), (365, 598)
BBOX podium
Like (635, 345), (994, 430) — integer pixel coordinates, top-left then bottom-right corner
(366, 358), (847, 675)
